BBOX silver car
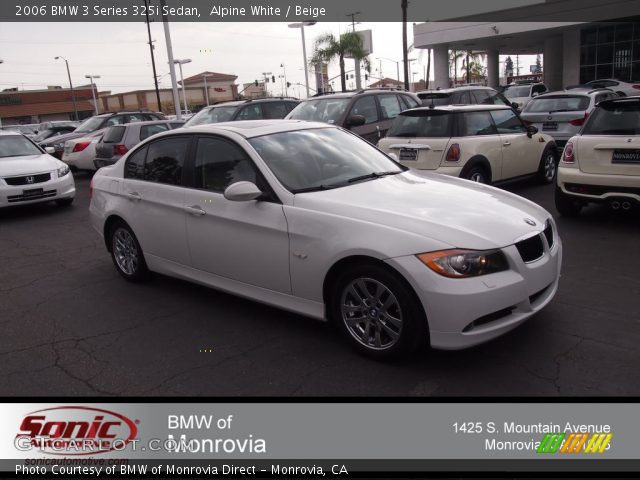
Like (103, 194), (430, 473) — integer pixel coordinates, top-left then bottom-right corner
(94, 120), (184, 169)
(520, 88), (619, 148)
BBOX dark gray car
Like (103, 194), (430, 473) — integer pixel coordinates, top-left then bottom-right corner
(285, 90), (421, 144)
(94, 120), (184, 169)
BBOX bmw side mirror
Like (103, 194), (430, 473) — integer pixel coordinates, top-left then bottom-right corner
(526, 125), (538, 138)
(511, 102), (519, 110)
(224, 181), (263, 202)
(346, 115), (366, 128)
(45, 147), (56, 155)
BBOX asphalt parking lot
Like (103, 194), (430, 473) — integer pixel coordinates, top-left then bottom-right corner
(1, 173), (639, 396)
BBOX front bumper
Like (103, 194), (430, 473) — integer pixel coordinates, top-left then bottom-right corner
(0, 173), (75, 208)
(386, 233), (562, 350)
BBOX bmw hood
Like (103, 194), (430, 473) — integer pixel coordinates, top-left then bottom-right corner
(294, 170), (552, 250)
(0, 155), (62, 177)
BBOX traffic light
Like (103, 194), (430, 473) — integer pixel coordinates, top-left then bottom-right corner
(365, 74), (368, 81)
(272, 75), (276, 83)
(286, 82), (291, 88)
(255, 80), (259, 87)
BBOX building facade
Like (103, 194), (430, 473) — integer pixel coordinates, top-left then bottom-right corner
(413, 0), (640, 91)
(0, 86), (96, 126)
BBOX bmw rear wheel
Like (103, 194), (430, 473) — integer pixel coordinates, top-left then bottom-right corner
(109, 221), (149, 282)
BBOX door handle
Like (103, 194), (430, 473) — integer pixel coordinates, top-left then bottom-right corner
(185, 205), (206, 217)
(503, 141), (511, 146)
(126, 191), (142, 201)
(376, 125), (381, 139)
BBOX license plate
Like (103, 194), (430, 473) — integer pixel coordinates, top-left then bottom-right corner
(542, 122), (558, 131)
(399, 148), (418, 161)
(612, 149), (640, 164)
(22, 188), (43, 197)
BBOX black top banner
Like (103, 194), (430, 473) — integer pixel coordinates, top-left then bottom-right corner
(2, 0), (640, 22)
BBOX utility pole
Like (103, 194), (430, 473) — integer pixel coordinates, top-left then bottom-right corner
(55, 56), (78, 121)
(346, 11), (362, 90)
(160, 0), (181, 119)
(144, 0), (161, 111)
(401, 0), (409, 90)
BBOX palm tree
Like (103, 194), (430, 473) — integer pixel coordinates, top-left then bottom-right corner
(449, 50), (465, 84)
(312, 32), (370, 92)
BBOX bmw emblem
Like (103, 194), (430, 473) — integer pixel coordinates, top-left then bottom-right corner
(524, 218), (536, 226)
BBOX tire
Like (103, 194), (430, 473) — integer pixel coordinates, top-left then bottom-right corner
(463, 165), (489, 184)
(108, 221), (150, 282)
(538, 147), (558, 184)
(55, 197), (74, 207)
(330, 263), (428, 359)
(555, 186), (583, 217)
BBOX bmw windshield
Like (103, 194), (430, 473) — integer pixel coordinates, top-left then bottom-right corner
(75, 116), (106, 134)
(249, 128), (404, 193)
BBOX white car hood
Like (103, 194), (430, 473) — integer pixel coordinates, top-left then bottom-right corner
(0, 154), (60, 177)
(294, 170), (551, 250)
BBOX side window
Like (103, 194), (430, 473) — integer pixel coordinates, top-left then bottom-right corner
(127, 114), (145, 123)
(401, 94), (420, 109)
(349, 96), (378, 124)
(595, 94), (606, 104)
(124, 146), (148, 179)
(472, 90), (491, 104)
(285, 102), (298, 113)
(105, 116), (125, 127)
(461, 111), (497, 136)
(103, 126), (126, 143)
(144, 136), (189, 185)
(236, 104), (262, 120)
(140, 123), (169, 141)
(378, 94), (402, 120)
(262, 102), (289, 119)
(532, 84), (547, 95)
(194, 137), (257, 193)
(490, 109), (527, 134)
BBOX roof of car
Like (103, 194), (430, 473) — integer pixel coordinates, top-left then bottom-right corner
(533, 89), (611, 98)
(206, 98), (299, 108)
(0, 129), (23, 136)
(112, 120), (178, 128)
(417, 86), (495, 94)
(597, 96), (640, 107)
(402, 104), (512, 113)
(306, 89), (416, 100)
(181, 120), (332, 138)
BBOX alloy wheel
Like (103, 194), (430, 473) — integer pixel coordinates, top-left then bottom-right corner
(113, 228), (139, 276)
(340, 277), (403, 350)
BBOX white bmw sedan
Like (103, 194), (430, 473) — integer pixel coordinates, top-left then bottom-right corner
(90, 121), (562, 358)
(0, 131), (75, 208)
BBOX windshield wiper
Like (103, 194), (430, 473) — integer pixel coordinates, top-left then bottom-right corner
(547, 109), (575, 113)
(347, 171), (402, 184)
(291, 184), (343, 194)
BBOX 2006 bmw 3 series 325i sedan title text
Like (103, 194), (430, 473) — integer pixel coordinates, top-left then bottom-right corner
(89, 120), (562, 359)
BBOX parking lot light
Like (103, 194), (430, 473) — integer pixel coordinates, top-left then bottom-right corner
(85, 75), (101, 115)
(173, 58), (192, 114)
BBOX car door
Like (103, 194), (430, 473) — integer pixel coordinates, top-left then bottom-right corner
(490, 109), (541, 179)
(347, 95), (382, 143)
(183, 135), (291, 294)
(376, 93), (404, 139)
(120, 136), (192, 266)
(459, 110), (503, 179)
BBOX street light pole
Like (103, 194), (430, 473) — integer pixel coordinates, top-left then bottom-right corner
(84, 74), (101, 115)
(202, 74), (211, 106)
(280, 63), (288, 97)
(55, 56), (78, 121)
(288, 21), (316, 99)
(173, 58), (192, 114)
(144, 0), (161, 111)
(160, 0), (182, 120)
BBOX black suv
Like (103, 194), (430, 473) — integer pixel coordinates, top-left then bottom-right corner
(40, 111), (165, 158)
(185, 98), (299, 127)
(417, 86), (518, 110)
(285, 89), (421, 144)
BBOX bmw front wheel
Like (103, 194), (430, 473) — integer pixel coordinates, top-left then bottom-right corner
(109, 221), (149, 282)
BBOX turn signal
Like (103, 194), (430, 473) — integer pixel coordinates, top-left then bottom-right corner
(445, 143), (461, 162)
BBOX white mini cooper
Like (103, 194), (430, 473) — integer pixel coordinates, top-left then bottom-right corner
(378, 105), (559, 185)
(556, 96), (640, 215)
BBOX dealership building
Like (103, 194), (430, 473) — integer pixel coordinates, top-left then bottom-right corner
(413, 0), (640, 90)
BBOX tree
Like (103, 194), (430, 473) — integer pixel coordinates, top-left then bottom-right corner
(312, 32), (370, 93)
(504, 56), (514, 77)
(449, 50), (465, 84)
(535, 54), (542, 73)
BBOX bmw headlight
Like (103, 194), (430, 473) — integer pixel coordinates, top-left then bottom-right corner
(417, 249), (508, 278)
(57, 164), (70, 178)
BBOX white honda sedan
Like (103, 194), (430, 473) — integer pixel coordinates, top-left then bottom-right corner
(90, 121), (562, 358)
(0, 131), (75, 208)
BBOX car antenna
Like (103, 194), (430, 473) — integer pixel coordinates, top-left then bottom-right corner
(429, 94), (435, 109)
